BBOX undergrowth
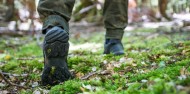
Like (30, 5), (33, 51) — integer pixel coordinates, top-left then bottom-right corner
(0, 28), (190, 94)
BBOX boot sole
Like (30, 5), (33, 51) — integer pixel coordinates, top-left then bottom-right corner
(41, 28), (72, 86)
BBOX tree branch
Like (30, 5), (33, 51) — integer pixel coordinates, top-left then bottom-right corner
(0, 71), (29, 89)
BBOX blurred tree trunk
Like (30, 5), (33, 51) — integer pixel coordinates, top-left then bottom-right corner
(22, 0), (36, 35)
(159, 0), (171, 20)
(4, 0), (15, 21)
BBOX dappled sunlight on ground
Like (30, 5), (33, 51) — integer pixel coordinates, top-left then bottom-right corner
(70, 42), (102, 53)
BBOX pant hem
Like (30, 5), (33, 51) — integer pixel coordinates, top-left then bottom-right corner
(106, 29), (124, 39)
(42, 15), (69, 34)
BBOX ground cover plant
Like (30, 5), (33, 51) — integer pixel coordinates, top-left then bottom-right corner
(0, 26), (190, 94)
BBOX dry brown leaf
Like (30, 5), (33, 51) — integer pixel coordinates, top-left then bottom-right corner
(116, 87), (123, 91)
(182, 49), (190, 55)
(0, 50), (4, 53)
(180, 66), (190, 76)
(100, 70), (111, 75)
(76, 72), (84, 78)
(80, 87), (85, 92)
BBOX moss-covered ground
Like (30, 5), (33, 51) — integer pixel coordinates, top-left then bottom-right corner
(0, 27), (190, 94)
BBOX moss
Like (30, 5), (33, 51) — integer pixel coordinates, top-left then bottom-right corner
(50, 80), (83, 94)
(68, 55), (102, 73)
(1, 61), (18, 72)
(1, 27), (190, 94)
(17, 42), (42, 57)
(129, 66), (182, 82)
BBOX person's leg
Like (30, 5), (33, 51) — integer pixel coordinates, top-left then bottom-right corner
(37, 0), (75, 34)
(37, 0), (75, 85)
(103, 0), (128, 55)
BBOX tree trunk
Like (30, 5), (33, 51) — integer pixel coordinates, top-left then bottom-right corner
(159, 0), (172, 21)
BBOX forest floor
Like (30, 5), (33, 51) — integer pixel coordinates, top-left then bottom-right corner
(0, 22), (190, 94)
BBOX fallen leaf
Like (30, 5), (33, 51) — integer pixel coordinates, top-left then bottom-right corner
(159, 61), (165, 68)
(176, 85), (185, 90)
(125, 58), (134, 65)
(141, 61), (146, 65)
(141, 79), (148, 83)
(82, 84), (95, 91)
(92, 67), (97, 72)
(32, 82), (39, 87)
(180, 66), (190, 76)
(132, 63), (137, 67)
(33, 90), (41, 94)
(103, 60), (108, 64)
(160, 55), (166, 59)
(80, 87), (85, 92)
(113, 63), (121, 68)
(119, 57), (127, 63)
(0, 50), (4, 53)
(178, 75), (187, 80)
(0, 91), (8, 94)
(76, 72), (84, 78)
(116, 87), (123, 91)
(0, 83), (6, 87)
(33, 68), (37, 72)
(182, 49), (190, 55)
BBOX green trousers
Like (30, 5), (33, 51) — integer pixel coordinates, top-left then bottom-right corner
(37, 0), (128, 39)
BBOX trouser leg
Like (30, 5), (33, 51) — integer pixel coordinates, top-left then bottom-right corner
(37, 0), (75, 34)
(103, 0), (128, 39)
(37, 0), (75, 85)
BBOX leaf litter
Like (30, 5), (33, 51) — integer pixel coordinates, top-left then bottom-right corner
(0, 26), (190, 93)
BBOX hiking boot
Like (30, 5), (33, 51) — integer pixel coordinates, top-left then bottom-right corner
(104, 39), (124, 55)
(41, 26), (72, 86)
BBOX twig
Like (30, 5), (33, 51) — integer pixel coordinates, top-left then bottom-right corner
(80, 70), (113, 80)
(80, 72), (97, 80)
(0, 31), (24, 37)
(16, 56), (43, 60)
(0, 71), (29, 89)
(2, 72), (28, 77)
(16, 58), (34, 60)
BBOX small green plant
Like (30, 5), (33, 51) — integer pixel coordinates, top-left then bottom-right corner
(50, 80), (83, 94)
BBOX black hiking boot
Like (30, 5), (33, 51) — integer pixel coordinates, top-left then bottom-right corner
(41, 26), (72, 86)
(104, 39), (124, 55)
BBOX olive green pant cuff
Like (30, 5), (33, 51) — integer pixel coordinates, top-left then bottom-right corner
(42, 15), (69, 34)
(106, 29), (124, 39)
